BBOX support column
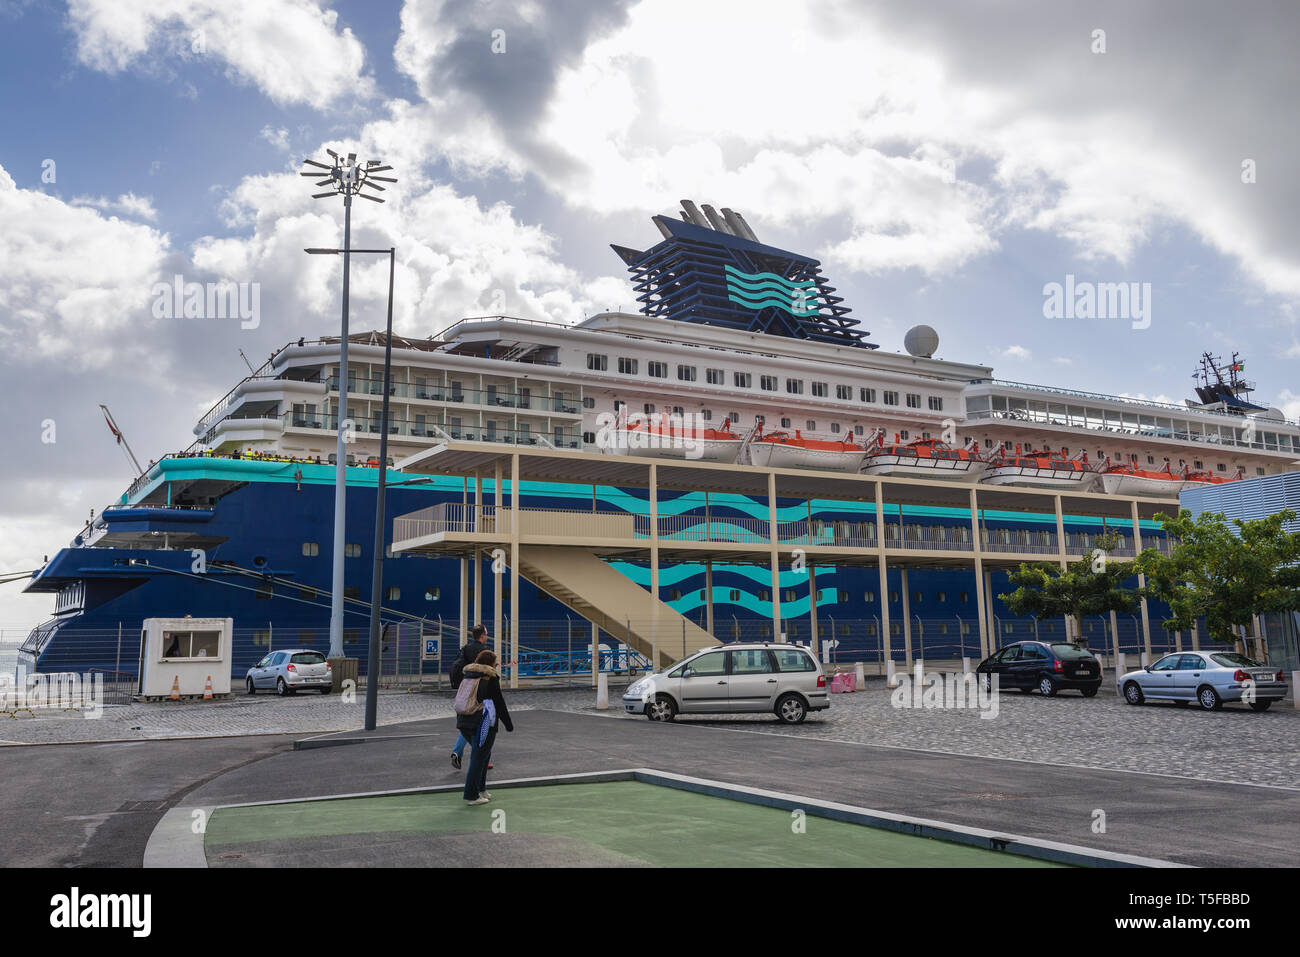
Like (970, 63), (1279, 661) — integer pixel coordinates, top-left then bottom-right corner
(591, 621), (599, 689)
(1191, 619), (1201, 651)
(1055, 494), (1072, 643)
(808, 564), (819, 658)
(493, 459), (503, 658)
(473, 473), (483, 628)
(458, 557), (468, 647)
(768, 470), (782, 642)
(1131, 500), (1152, 658)
(985, 569), (997, 650)
(1110, 609), (1120, 665)
(509, 451), (520, 688)
(970, 487), (989, 660)
(876, 482), (891, 669)
(900, 566), (912, 670)
(649, 463), (660, 668)
(705, 560), (714, 636)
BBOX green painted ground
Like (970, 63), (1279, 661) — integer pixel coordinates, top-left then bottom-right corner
(205, 781), (1064, 867)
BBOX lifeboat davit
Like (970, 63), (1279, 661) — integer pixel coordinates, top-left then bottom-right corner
(748, 427), (866, 472)
(1098, 458), (1188, 497)
(1182, 466), (1245, 487)
(603, 412), (743, 463)
(981, 444), (1099, 490)
(860, 431), (987, 482)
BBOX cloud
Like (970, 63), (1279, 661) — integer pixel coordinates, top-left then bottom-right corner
(70, 192), (158, 221)
(0, 165), (173, 366)
(259, 126), (290, 151)
(1003, 345), (1031, 360)
(65, 0), (376, 107)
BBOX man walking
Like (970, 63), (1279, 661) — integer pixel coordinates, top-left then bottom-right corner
(449, 624), (488, 769)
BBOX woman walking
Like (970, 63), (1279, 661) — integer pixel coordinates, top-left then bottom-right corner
(458, 650), (513, 805)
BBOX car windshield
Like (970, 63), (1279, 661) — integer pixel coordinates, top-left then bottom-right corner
(290, 652), (326, 664)
(1209, 653), (1261, 668)
(1050, 643), (1095, 660)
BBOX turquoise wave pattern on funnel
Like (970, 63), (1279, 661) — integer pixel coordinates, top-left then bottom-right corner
(724, 265), (822, 317)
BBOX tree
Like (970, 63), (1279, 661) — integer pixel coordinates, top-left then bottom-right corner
(999, 532), (1146, 647)
(1137, 508), (1300, 646)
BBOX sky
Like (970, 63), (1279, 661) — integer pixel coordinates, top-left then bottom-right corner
(1, 0), (1298, 632)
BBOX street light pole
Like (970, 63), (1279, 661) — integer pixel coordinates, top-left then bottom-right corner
(300, 150), (396, 662)
(365, 248), (397, 731)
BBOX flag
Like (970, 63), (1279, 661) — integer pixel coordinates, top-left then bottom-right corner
(102, 409), (122, 445)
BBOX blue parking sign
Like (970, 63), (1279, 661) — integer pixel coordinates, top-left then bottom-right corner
(422, 636), (439, 660)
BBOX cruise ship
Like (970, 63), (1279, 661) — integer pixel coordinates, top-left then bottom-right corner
(21, 202), (1300, 675)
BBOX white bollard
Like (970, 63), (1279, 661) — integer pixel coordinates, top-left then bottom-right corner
(1293, 672), (1299, 710)
(596, 672), (609, 710)
(885, 659), (898, 689)
(855, 661), (865, 687)
(961, 656), (971, 674)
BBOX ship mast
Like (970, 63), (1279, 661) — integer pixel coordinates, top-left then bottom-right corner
(99, 404), (145, 477)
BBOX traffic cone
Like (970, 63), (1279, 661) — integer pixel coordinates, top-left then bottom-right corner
(169, 675), (181, 701)
(203, 675), (213, 700)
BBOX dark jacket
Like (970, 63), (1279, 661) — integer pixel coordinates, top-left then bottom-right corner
(455, 662), (513, 735)
(450, 638), (487, 688)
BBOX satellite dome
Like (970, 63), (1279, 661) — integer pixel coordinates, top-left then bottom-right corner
(904, 325), (939, 358)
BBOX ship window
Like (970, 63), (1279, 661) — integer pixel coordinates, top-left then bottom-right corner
(812, 381), (828, 397)
(253, 629), (270, 647)
(883, 391), (899, 406)
(345, 543), (362, 558)
(866, 623), (877, 636)
(1257, 467), (1266, 475)
(344, 629), (362, 643)
(912, 591), (922, 603)
(701, 409), (713, 421)
(889, 590), (899, 603)
(831, 423), (840, 434)
(860, 388), (876, 403)
(1194, 460), (1202, 469)
(617, 357), (638, 374)
(734, 372), (752, 388)
(890, 623), (901, 635)
(676, 365), (696, 382)
(836, 385), (852, 400)
(345, 586), (361, 599)
(582, 396), (596, 409)
(385, 586), (400, 601)
(899, 430), (909, 440)
(425, 587), (440, 601)
(669, 589), (681, 600)
(839, 624), (850, 636)
(256, 584), (272, 600)
(729, 589), (740, 601)
(1217, 463), (1226, 471)
(586, 353), (608, 371)
(648, 362), (667, 378)
(936, 591), (946, 602)
(1147, 456), (1155, 464)
(854, 425), (864, 435)
(785, 378), (804, 394)
(302, 542), (320, 556)
(760, 375), (777, 391)
(960, 591), (969, 602)
(643, 403), (654, 414)
(730, 411), (740, 423)
(788, 623), (800, 636)
(784, 589), (796, 602)
(839, 590), (850, 602)
(928, 396), (944, 411)
(780, 418), (791, 428)
(806, 420), (816, 430)
(583, 431), (596, 444)
(906, 393), (921, 408)
(672, 406), (684, 416)
(758, 589), (770, 601)
(299, 630), (315, 644)
(706, 368), (724, 385)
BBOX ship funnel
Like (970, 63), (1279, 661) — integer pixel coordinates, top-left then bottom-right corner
(700, 204), (732, 234)
(679, 200), (709, 228)
(724, 208), (760, 242)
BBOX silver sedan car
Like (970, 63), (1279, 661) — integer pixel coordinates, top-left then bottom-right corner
(1118, 651), (1287, 712)
(245, 649), (333, 695)
(622, 642), (830, 723)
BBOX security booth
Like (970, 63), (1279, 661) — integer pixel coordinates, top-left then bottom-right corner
(138, 617), (233, 699)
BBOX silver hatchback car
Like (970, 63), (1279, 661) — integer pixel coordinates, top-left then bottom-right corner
(245, 649), (333, 696)
(622, 642), (830, 723)
(1118, 651), (1287, 711)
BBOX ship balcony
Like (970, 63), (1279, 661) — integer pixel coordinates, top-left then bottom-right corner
(323, 376), (583, 416)
(283, 412), (582, 450)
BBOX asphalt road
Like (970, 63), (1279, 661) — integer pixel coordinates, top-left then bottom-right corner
(3, 710), (1298, 867)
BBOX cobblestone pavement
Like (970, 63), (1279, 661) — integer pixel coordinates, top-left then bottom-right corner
(587, 681), (1300, 790)
(3, 678), (1297, 790)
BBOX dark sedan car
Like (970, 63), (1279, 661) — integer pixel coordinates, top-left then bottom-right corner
(976, 640), (1102, 697)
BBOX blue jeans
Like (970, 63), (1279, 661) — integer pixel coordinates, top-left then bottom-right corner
(452, 733), (467, 757)
(463, 723), (497, 801)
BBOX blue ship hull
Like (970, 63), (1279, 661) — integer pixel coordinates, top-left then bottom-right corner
(24, 458), (1173, 677)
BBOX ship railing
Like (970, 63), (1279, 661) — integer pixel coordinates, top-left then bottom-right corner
(284, 412), (580, 448)
(319, 377), (579, 413)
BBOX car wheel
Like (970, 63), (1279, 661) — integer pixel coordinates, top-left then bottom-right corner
(246, 678), (255, 695)
(1037, 675), (1057, 697)
(776, 693), (808, 724)
(646, 694), (676, 722)
(1123, 681), (1144, 705)
(1249, 700), (1271, 712)
(1081, 687), (1098, 698)
(276, 678), (290, 697)
(1196, 685), (1222, 711)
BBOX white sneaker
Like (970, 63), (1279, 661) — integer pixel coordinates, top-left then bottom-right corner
(480, 791), (491, 800)
(465, 796), (490, 806)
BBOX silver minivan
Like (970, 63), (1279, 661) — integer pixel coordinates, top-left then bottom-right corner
(622, 643), (830, 723)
